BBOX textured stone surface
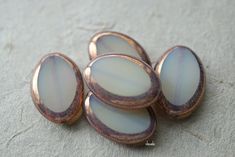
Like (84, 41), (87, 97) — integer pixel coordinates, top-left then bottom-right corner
(0, 0), (234, 157)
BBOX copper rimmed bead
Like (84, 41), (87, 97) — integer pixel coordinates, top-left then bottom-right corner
(154, 46), (206, 119)
(31, 53), (84, 124)
(83, 54), (161, 110)
(89, 31), (151, 65)
(83, 92), (157, 145)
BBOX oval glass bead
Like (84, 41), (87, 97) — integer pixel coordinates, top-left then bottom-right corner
(88, 31), (151, 65)
(31, 53), (84, 124)
(84, 93), (156, 145)
(154, 46), (206, 119)
(84, 54), (161, 109)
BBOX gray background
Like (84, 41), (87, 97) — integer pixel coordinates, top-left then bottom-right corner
(0, 0), (234, 156)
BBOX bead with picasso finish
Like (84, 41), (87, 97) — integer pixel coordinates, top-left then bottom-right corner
(88, 31), (151, 65)
(31, 53), (84, 124)
(84, 92), (156, 145)
(154, 46), (206, 119)
(84, 54), (161, 110)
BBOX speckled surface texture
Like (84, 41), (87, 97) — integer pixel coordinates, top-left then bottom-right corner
(0, 0), (234, 156)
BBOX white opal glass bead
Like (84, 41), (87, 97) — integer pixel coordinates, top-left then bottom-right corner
(31, 53), (84, 124)
(84, 93), (156, 145)
(96, 35), (141, 58)
(90, 56), (151, 97)
(89, 31), (151, 65)
(89, 94), (151, 134)
(154, 46), (205, 119)
(160, 47), (200, 106)
(38, 55), (77, 112)
(84, 54), (160, 109)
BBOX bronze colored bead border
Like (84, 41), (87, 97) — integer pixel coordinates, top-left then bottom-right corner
(84, 54), (161, 110)
(84, 92), (157, 145)
(154, 45), (206, 119)
(31, 53), (84, 124)
(88, 31), (152, 65)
